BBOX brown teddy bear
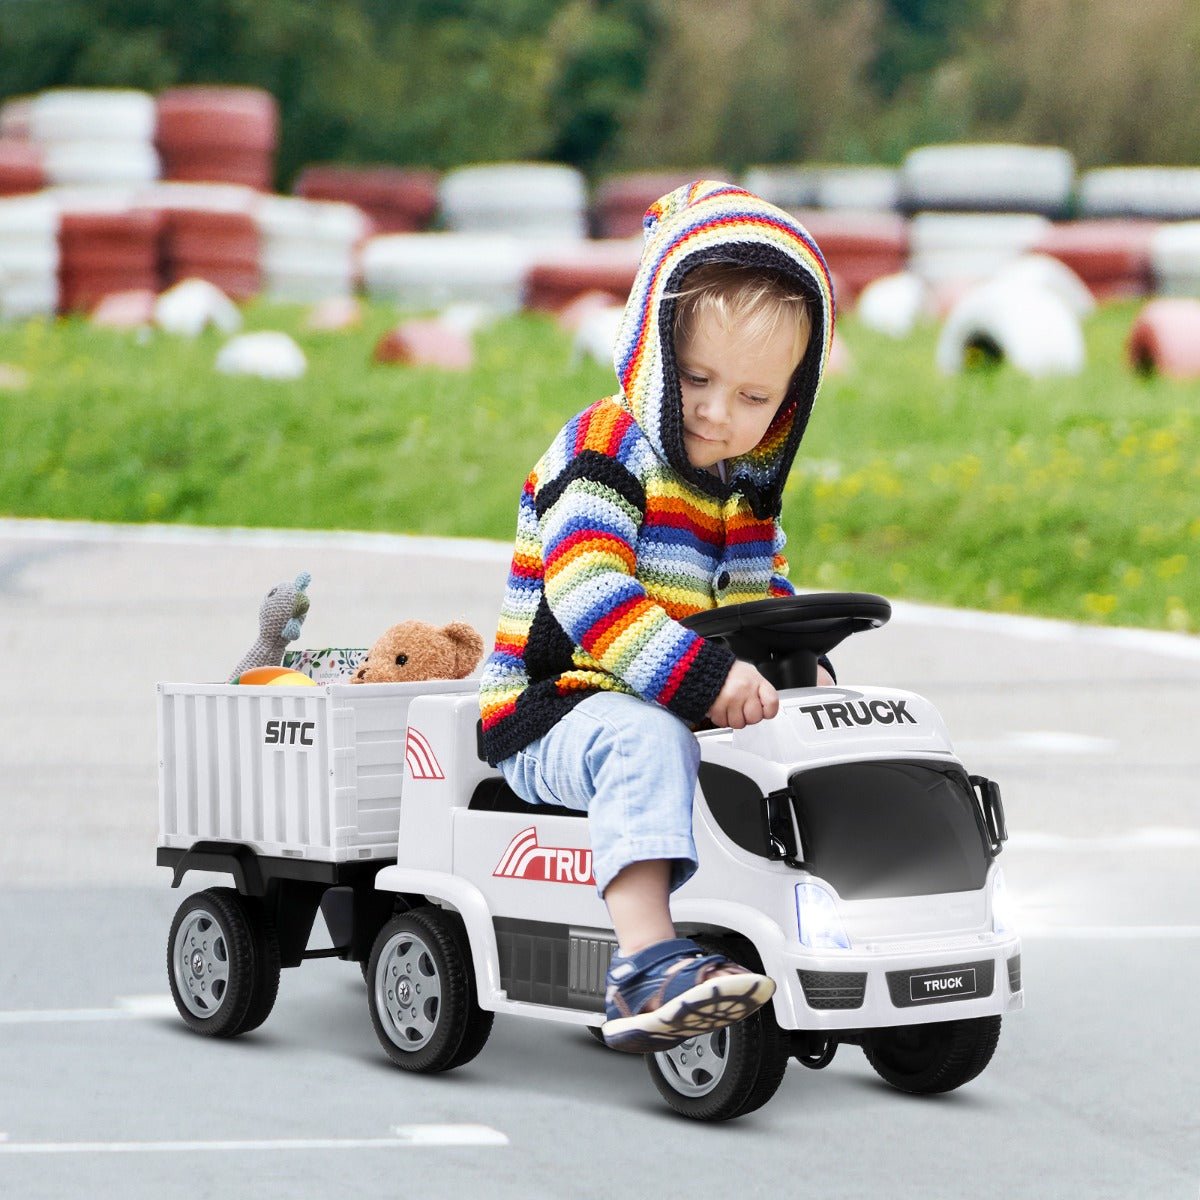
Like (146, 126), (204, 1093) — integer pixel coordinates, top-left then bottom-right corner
(350, 620), (485, 684)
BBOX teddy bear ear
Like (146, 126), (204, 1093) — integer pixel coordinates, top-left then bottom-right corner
(441, 622), (484, 677)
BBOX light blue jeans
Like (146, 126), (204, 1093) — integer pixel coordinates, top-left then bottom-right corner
(498, 691), (701, 897)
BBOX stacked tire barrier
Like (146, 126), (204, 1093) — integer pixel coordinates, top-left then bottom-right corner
(593, 171), (720, 238)
(361, 233), (535, 311)
(908, 213), (1050, 287)
(57, 209), (162, 313)
(141, 185), (261, 302)
(0, 195), (59, 320)
(1149, 223), (1200, 297)
(0, 140), (45, 196)
(901, 144), (1075, 217)
(1031, 220), (1156, 300)
(155, 87), (278, 190)
(791, 211), (908, 300)
(294, 165), (439, 233)
(439, 163), (587, 239)
(1078, 167), (1200, 220)
(29, 89), (159, 187)
(255, 196), (368, 301)
(523, 239), (643, 312)
(812, 166), (900, 212)
(741, 166), (819, 213)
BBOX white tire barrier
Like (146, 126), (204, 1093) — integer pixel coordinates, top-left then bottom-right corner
(901, 144), (1075, 216)
(990, 254), (1095, 317)
(439, 163), (587, 239)
(572, 303), (626, 367)
(741, 166), (819, 213)
(255, 196), (368, 301)
(30, 88), (156, 144)
(1079, 167), (1200, 220)
(216, 331), (307, 380)
(909, 213), (1051, 286)
(1127, 298), (1200, 379)
(1149, 222), (1200, 297)
(855, 272), (929, 339)
(363, 233), (545, 311)
(0, 195), (59, 319)
(812, 166), (900, 212)
(936, 280), (1085, 378)
(154, 278), (243, 338)
(29, 89), (159, 187)
(0, 96), (33, 141)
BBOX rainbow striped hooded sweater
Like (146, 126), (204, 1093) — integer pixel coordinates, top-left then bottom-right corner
(479, 180), (835, 766)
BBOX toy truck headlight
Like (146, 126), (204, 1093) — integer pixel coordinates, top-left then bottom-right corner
(795, 882), (851, 950)
(991, 867), (1016, 936)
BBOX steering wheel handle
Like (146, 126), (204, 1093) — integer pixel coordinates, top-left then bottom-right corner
(681, 592), (891, 688)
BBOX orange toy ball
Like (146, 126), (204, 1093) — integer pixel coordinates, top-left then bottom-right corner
(234, 666), (315, 686)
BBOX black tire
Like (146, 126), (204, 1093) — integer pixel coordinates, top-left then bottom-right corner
(167, 888), (278, 1038)
(645, 937), (790, 1122)
(367, 908), (492, 1073)
(864, 1015), (1001, 1095)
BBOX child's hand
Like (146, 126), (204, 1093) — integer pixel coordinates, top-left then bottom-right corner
(707, 661), (779, 729)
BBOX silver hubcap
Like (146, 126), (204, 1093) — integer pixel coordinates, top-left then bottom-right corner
(374, 930), (442, 1051)
(654, 1028), (730, 1097)
(172, 911), (230, 1018)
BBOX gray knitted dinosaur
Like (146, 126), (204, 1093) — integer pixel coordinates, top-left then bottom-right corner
(228, 571), (312, 682)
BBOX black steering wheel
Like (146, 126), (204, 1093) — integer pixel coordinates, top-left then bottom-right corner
(681, 592), (891, 688)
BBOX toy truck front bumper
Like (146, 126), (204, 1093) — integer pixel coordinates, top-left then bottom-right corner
(772, 933), (1024, 1032)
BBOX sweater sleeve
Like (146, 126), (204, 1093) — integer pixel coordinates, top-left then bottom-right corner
(536, 451), (735, 723)
(769, 521), (796, 597)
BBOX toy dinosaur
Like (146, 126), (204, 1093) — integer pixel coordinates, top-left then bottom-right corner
(228, 571), (312, 682)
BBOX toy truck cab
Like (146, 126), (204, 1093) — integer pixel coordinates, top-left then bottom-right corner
(364, 594), (1022, 1120)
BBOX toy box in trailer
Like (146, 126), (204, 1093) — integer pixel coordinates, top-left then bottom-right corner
(156, 676), (475, 1036)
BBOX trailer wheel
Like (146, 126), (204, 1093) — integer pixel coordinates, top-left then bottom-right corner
(167, 888), (279, 1038)
(864, 1015), (1001, 1094)
(367, 908), (492, 1073)
(645, 937), (790, 1121)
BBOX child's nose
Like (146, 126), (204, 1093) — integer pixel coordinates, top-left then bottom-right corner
(698, 391), (732, 424)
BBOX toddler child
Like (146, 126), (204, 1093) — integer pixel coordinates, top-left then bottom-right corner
(479, 180), (836, 1052)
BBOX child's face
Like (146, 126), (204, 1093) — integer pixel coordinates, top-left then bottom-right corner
(676, 309), (806, 472)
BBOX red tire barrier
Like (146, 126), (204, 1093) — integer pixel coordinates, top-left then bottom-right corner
(373, 319), (474, 370)
(592, 171), (725, 239)
(156, 207), (260, 301)
(156, 87), (278, 191)
(790, 210), (908, 300)
(296, 165), (439, 234)
(1032, 220), (1156, 301)
(1127, 298), (1200, 379)
(525, 262), (638, 312)
(57, 209), (163, 312)
(0, 139), (44, 196)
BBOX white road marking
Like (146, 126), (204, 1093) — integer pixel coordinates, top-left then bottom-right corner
(1022, 926), (1200, 940)
(955, 731), (1119, 757)
(0, 1126), (509, 1154)
(1009, 827), (1200, 851)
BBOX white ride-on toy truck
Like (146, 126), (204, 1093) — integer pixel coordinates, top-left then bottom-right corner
(158, 593), (1022, 1121)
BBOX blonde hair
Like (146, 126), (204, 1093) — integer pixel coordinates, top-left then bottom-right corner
(671, 261), (812, 364)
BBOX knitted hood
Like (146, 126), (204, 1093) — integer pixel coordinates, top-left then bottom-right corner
(611, 180), (835, 519)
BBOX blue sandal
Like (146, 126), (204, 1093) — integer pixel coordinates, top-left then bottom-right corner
(601, 938), (776, 1054)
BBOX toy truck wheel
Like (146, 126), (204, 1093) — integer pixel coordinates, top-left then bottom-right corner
(167, 888), (280, 1038)
(646, 937), (790, 1122)
(864, 1015), (1001, 1094)
(367, 908), (493, 1074)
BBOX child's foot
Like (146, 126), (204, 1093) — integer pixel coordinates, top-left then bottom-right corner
(601, 937), (775, 1054)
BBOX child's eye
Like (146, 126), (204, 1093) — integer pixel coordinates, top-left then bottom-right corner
(743, 393), (771, 405)
(682, 372), (707, 386)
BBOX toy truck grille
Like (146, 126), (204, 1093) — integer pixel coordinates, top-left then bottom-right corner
(156, 679), (476, 863)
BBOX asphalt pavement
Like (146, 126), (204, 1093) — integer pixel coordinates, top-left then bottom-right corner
(1, 518), (1198, 1199)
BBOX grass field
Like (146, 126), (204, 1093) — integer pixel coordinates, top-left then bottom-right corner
(1, 299), (1197, 633)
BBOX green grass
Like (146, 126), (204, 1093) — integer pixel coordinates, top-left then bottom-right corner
(2, 300), (1197, 633)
